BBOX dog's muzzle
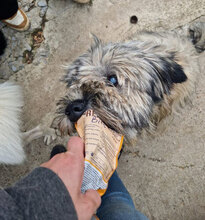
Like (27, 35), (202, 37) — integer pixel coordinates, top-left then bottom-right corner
(65, 99), (87, 122)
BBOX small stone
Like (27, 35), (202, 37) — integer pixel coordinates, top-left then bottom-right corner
(28, 7), (43, 30)
(11, 65), (18, 72)
(24, 43), (32, 52)
(29, 2), (35, 8)
(9, 61), (24, 73)
(39, 46), (50, 57)
(39, 6), (48, 17)
(12, 41), (17, 49)
(21, 0), (28, 4)
(38, 0), (47, 7)
(24, 5), (29, 12)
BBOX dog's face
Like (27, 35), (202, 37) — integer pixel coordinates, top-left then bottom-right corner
(55, 36), (187, 140)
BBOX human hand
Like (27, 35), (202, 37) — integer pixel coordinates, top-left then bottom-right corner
(41, 137), (101, 220)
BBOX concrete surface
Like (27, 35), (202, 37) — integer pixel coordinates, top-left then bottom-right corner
(0, 0), (205, 219)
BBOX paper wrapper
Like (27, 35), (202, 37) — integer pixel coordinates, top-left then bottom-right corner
(75, 109), (124, 196)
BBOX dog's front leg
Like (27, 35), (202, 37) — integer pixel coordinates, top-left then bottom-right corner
(22, 125), (57, 145)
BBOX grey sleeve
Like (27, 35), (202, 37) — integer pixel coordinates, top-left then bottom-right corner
(0, 167), (78, 220)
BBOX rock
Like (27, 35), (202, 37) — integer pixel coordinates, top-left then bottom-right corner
(27, 7), (42, 30)
(32, 44), (50, 65)
(38, 0), (47, 7)
(24, 5), (29, 12)
(11, 65), (18, 72)
(46, 7), (57, 20)
(24, 42), (32, 52)
(8, 61), (24, 73)
(0, 64), (11, 79)
(39, 6), (48, 18)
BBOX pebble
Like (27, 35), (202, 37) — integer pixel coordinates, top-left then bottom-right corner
(39, 6), (48, 17)
(8, 60), (24, 73)
(38, 0), (47, 7)
(11, 65), (18, 72)
(24, 43), (32, 52)
(24, 5), (29, 12)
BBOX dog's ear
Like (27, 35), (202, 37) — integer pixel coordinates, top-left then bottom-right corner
(63, 34), (104, 86)
(157, 57), (187, 86)
(90, 34), (103, 65)
(91, 34), (102, 49)
(145, 56), (187, 104)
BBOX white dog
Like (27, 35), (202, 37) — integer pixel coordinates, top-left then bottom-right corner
(0, 82), (25, 164)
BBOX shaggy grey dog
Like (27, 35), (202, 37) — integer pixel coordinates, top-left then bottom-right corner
(50, 22), (205, 145)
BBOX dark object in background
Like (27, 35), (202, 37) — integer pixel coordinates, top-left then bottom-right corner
(50, 144), (67, 159)
(0, 30), (7, 56)
(130, 15), (138, 24)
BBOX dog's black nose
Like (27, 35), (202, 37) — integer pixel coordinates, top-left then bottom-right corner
(65, 99), (87, 122)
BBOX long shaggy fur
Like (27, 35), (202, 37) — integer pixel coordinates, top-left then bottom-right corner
(0, 31), (25, 164)
(52, 23), (204, 145)
(0, 82), (25, 164)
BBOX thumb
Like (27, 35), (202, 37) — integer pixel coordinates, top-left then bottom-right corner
(83, 189), (101, 212)
(67, 136), (84, 156)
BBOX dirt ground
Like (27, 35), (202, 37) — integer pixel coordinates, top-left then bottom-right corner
(0, 0), (205, 220)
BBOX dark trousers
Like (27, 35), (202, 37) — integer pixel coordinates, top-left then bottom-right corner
(0, 0), (18, 20)
(96, 171), (149, 220)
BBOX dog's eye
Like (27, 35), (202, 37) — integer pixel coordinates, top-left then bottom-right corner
(108, 75), (118, 86)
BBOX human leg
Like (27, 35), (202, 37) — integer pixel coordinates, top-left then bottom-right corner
(96, 171), (149, 220)
(0, 0), (30, 31)
(0, 0), (18, 20)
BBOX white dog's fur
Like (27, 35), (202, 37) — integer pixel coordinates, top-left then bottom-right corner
(0, 81), (58, 165)
(0, 82), (25, 164)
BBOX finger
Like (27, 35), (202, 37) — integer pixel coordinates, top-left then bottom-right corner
(84, 189), (101, 211)
(67, 136), (84, 156)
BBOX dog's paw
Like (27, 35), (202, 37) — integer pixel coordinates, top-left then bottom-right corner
(23, 125), (44, 144)
(44, 129), (58, 145)
(23, 125), (58, 145)
(188, 22), (205, 53)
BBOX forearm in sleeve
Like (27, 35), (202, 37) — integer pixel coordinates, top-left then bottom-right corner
(0, 167), (78, 220)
